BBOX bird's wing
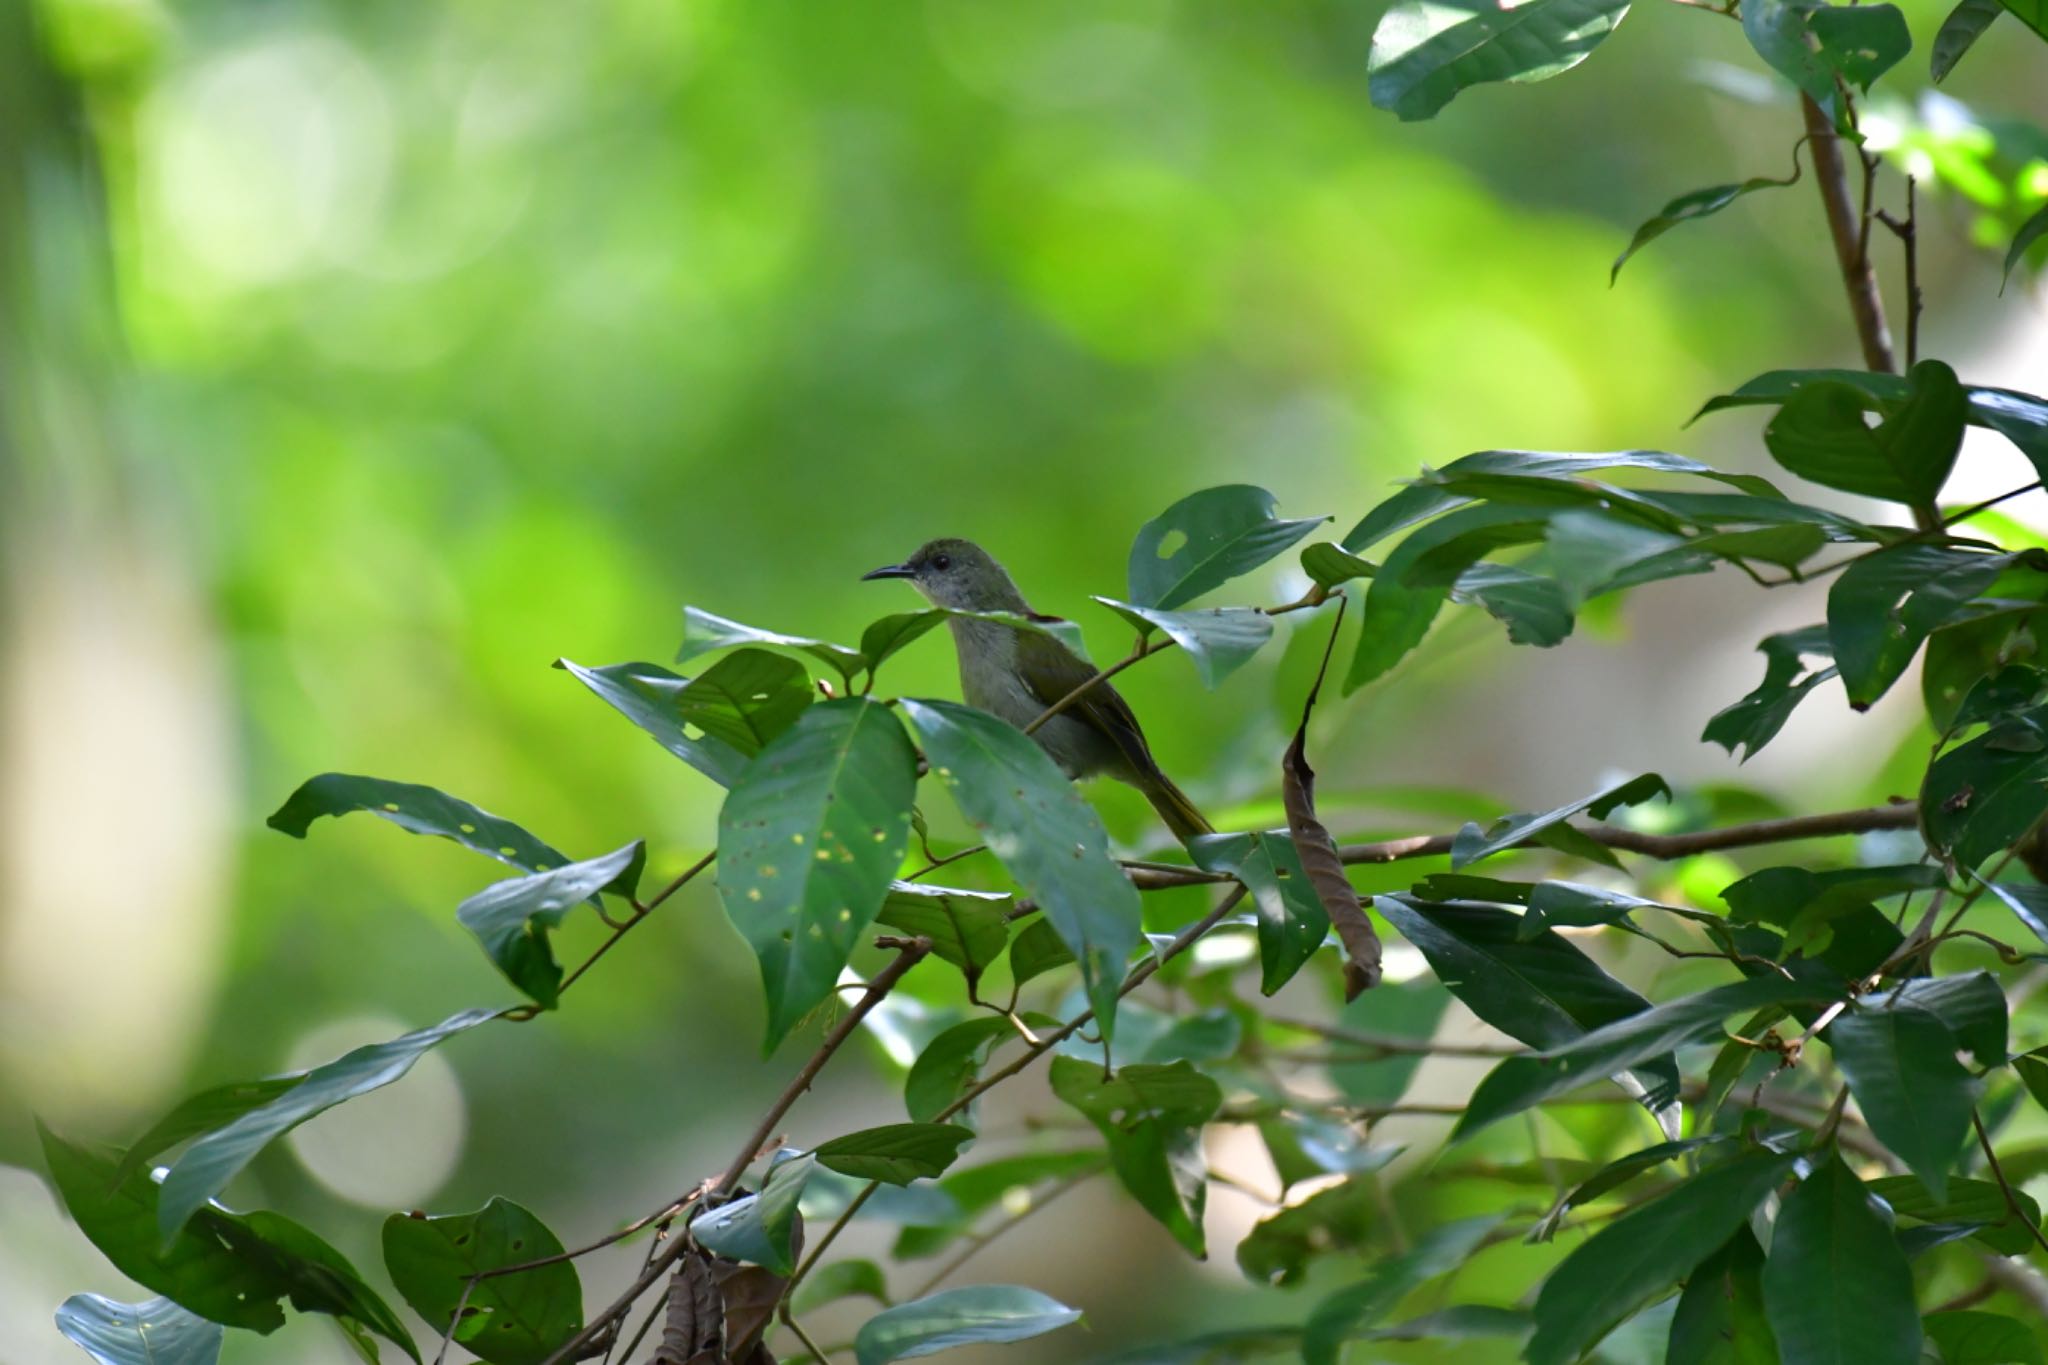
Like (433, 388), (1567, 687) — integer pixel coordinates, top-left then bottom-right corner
(1014, 627), (1158, 777)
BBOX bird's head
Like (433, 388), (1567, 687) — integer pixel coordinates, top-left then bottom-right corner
(862, 538), (1028, 613)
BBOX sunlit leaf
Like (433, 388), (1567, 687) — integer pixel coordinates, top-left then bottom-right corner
(875, 882), (1010, 993)
(1126, 485), (1326, 610)
(1808, 3), (1911, 91)
(56, 1295), (222, 1365)
(1612, 174), (1797, 281)
(853, 1285), (1081, 1365)
(381, 1198), (582, 1365)
(1367, 0), (1632, 121)
(692, 1156), (812, 1275)
(457, 841), (644, 1008)
(672, 648), (815, 754)
(268, 774), (576, 877)
(677, 606), (865, 682)
(1095, 597), (1273, 688)
(556, 659), (751, 788)
(2006, 204), (2048, 286)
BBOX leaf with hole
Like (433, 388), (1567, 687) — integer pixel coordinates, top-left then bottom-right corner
(268, 774), (577, 879)
(1127, 485), (1326, 610)
(1809, 3), (1911, 90)
(1828, 545), (2015, 709)
(1922, 708), (2048, 872)
(56, 1295), (222, 1365)
(381, 1198), (581, 1365)
(1704, 627), (1837, 761)
(717, 697), (918, 1050)
(903, 698), (1141, 1041)
(457, 840), (644, 1008)
(671, 648), (815, 754)
(1762, 360), (1967, 507)
(157, 1008), (500, 1242)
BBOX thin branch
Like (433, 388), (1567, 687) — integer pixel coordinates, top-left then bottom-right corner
(1972, 1109), (2048, 1257)
(1261, 1017), (1521, 1058)
(1021, 637), (1174, 736)
(1800, 92), (1896, 378)
(558, 851), (716, 998)
(904, 1168), (1091, 1301)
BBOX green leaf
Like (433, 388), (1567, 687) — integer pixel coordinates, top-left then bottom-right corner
(861, 611), (951, 677)
(717, 697), (918, 1048)
(1922, 709), (2048, 872)
(902, 698), (1142, 1041)
(1704, 628), (1837, 761)
(1722, 863), (1945, 929)
(1613, 175), (1797, 281)
(1094, 597), (1274, 688)
(1048, 1057), (1221, 1257)
(1763, 1152), (1921, 1365)
(875, 882), (1010, 992)
(1366, 0), (1632, 121)
(1889, 971), (2007, 1065)
(815, 1124), (973, 1185)
(1808, 4), (1911, 91)
(1531, 1138), (1728, 1242)
(904, 1018), (1015, 1124)
(381, 1198), (582, 1365)
(1005, 916), (1075, 989)
(1667, 1227), (1777, 1365)
(112, 1077), (309, 1190)
(1450, 772), (1669, 868)
(1830, 1005), (1984, 1199)
(1701, 370), (2048, 474)
(792, 1258), (890, 1315)
(42, 1125), (418, 1354)
(854, 1285), (1081, 1365)
(457, 841), (644, 1008)
(1867, 1174), (2045, 1256)
(1763, 360), (1967, 507)
(158, 1009), (500, 1242)
(1138, 1009), (1242, 1065)
(56, 1295), (222, 1365)
(267, 774), (576, 878)
(692, 1155), (813, 1275)
(1238, 1178), (1379, 1288)
(1189, 831), (1330, 995)
(1127, 485), (1326, 610)
(1301, 1216), (1501, 1365)
(1528, 1151), (1799, 1365)
(1924, 1312), (2045, 1365)
(1457, 977), (1831, 1138)
(1828, 546), (2013, 709)
(1932, 0), (2002, 81)
(1301, 542), (1376, 587)
(859, 607), (1094, 668)
(2017, 1049), (2048, 1113)
(2005, 204), (2048, 286)
(1543, 511), (1694, 606)
(1454, 564), (1576, 646)
(672, 648), (815, 754)
(555, 659), (750, 788)
(676, 606), (864, 683)
(1743, 0), (1845, 112)
(2000, 0), (2048, 40)
(1348, 503), (1555, 689)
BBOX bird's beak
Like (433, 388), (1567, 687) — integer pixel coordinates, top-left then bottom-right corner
(861, 563), (916, 581)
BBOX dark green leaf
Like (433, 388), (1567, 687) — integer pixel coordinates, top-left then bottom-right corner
(1457, 977), (1831, 1138)
(676, 606), (864, 682)
(1375, 897), (1681, 1103)
(815, 1124), (973, 1185)
(1700, 370), (2048, 475)
(457, 841), (643, 1008)
(717, 697), (918, 1049)
(692, 1156), (812, 1275)
(1454, 564), (1576, 646)
(267, 774), (576, 877)
(1932, 0), (2002, 81)
(1763, 360), (1966, 507)
(1450, 773), (1669, 868)
(1830, 1005), (1984, 1199)
(1301, 542), (1376, 587)
(1999, 0), (2048, 40)
(1889, 972), (2007, 1065)
(113, 1078), (308, 1190)
(1530, 1137), (1728, 1242)
(1744, 0), (1844, 112)
(43, 1125), (417, 1352)
(1190, 831), (1330, 995)
(792, 1258), (889, 1315)
(1048, 1057), (1221, 1257)
(1982, 882), (2048, 950)
(860, 612), (951, 676)
(1095, 597), (1274, 688)
(853, 1285), (1081, 1365)
(1366, 0), (1632, 121)
(1705, 628), (1836, 761)
(1528, 1150), (1799, 1365)
(1721, 863), (1944, 928)
(1613, 175), (1797, 281)
(381, 1198), (581, 1365)
(1763, 1152), (1921, 1365)
(1923, 709), (2048, 872)
(875, 882), (1010, 991)
(1127, 485), (1326, 610)
(1346, 503), (1553, 689)
(1828, 546), (2012, 709)
(2017, 1049), (2048, 1114)
(1238, 1178), (1378, 1288)
(555, 659), (750, 788)
(1006, 915), (1075, 989)
(1867, 1174), (2045, 1256)
(159, 1008), (500, 1241)
(1808, 4), (1911, 90)
(904, 1018), (1014, 1124)
(1543, 511), (1693, 605)
(1667, 1227), (1777, 1365)
(1301, 1216), (1501, 1365)
(903, 699), (1142, 1040)
(56, 1295), (222, 1365)
(1924, 1311), (2045, 1365)
(2006, 204), (2048, 286)
(672, 648), (815, 754)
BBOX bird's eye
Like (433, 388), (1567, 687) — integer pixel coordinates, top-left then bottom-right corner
(931, 554), (952, 572)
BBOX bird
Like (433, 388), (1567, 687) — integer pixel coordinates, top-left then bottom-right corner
(862, 538), (1213, 842)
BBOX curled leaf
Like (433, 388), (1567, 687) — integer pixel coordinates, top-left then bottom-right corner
(1284, 599), (1380, 997)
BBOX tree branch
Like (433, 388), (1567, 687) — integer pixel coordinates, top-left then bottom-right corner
(1801, 92), (1895, 376)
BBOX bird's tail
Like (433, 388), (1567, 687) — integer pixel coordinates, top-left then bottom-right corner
(1141, 768), (1213, 843)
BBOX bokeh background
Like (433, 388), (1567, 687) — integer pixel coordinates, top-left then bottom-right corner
(4, 0), (2046, 1359)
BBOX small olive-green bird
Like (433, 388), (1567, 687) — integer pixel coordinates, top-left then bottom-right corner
(863, 538), (1213, 841)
